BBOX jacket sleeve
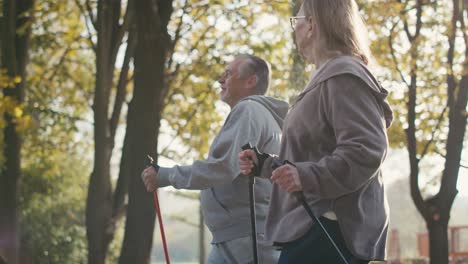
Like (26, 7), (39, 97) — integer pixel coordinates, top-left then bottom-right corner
(157, 102), (261, 190)
(294, 74), (389, 200)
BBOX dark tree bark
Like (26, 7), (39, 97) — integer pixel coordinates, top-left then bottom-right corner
(110, 30), (136, 225)
(0, 0), (34, 263)
(118, 0), (174, 263)
(84, 0), (134, 263)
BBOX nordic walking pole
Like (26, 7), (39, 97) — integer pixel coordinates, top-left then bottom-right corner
(145, 155), (171, 264)
(241, 143), (259, 264)
(271, 159), (349, 264)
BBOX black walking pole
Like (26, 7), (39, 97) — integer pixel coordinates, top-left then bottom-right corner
(241, 143), (260, 264)
(271, 159), (350, 264)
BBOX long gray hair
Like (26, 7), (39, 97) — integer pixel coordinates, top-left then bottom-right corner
(303, 0), (371, 65)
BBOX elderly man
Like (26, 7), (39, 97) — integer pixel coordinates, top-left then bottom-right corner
(141, 54), (288, 263)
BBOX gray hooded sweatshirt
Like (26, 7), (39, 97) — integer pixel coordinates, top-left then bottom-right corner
(157, 95), (288, 243)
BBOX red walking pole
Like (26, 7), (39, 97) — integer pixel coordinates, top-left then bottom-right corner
(146, 155), (170, 264)
(153, 190), (170, 264)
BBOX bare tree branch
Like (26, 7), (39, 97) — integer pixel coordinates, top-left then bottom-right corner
(165, 3), (214, 82)
(429, 155), (468, 172)
(63, 57), (95, 72)
(167, 0), (190, 70)
(165, 45), (218, 104)
(110, 31), (135, 140)
(85, 0), (97, 29)
(165, 22), (218, 98)
(389, 19), (410, 87)
(420, 104), (448, 159)
(177, 4), (212, 40)
(111, 0), (133, 65)
(399, 0), (436, 15)
(31, 106), (89, 124)
(414, 0), (423, 38)
(399, 0), (423, 41)
(33, 35), (86, 103)
(73, 0), (97, 51)
(462, 0), (467, 49)
(160, 89), (212, 156)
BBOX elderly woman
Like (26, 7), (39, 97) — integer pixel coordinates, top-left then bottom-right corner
(239, 0), (393, 263)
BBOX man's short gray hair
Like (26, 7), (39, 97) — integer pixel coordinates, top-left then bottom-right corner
(237, 54), (271, 95)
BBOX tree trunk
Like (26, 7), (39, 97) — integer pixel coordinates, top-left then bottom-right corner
(426, 1), (467, 263)
(118, 0), (173, 263)
(427, 218), (449, 264)
(85, 0), (130, 263)
(112, 29), (137, 225)
(86, 0), (115, 257)
(0, 0), (34, 263)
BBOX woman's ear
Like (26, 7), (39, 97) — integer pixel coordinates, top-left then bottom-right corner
(306, 22), (315, 38)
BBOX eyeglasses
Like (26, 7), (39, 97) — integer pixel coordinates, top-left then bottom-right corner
(289, 16), (306, 31)
(219, 69), (233, 80)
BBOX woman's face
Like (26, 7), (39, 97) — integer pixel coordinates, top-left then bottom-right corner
(294, 5), (313, 60)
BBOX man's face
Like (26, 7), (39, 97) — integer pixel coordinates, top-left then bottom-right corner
(218, 58), (251, 108)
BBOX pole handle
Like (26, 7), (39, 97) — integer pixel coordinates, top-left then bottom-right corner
(241, 143), (271, 177)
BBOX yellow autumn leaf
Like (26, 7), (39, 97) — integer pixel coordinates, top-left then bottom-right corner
(14, 106), (23, 118)
(13, 76), (22, 83)
(16, 115), (33, 132)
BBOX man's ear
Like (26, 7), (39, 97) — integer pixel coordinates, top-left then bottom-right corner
(246, 74), (257, 91)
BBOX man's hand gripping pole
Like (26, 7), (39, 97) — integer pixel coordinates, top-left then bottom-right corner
(240, 143), (269, 264)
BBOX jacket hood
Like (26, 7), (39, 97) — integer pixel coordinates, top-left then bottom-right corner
(239, 95), (289, 128)
(306, 56), (394, 128)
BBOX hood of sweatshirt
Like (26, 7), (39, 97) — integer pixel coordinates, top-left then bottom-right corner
(303, 55), (394, 128)
(238, 95), (289, 128)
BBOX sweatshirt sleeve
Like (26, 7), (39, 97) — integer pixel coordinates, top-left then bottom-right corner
(295, 74), (389, 200)
(157, 102), (260, 190)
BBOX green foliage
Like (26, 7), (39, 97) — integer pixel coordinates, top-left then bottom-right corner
(20, 150), (89, 263)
